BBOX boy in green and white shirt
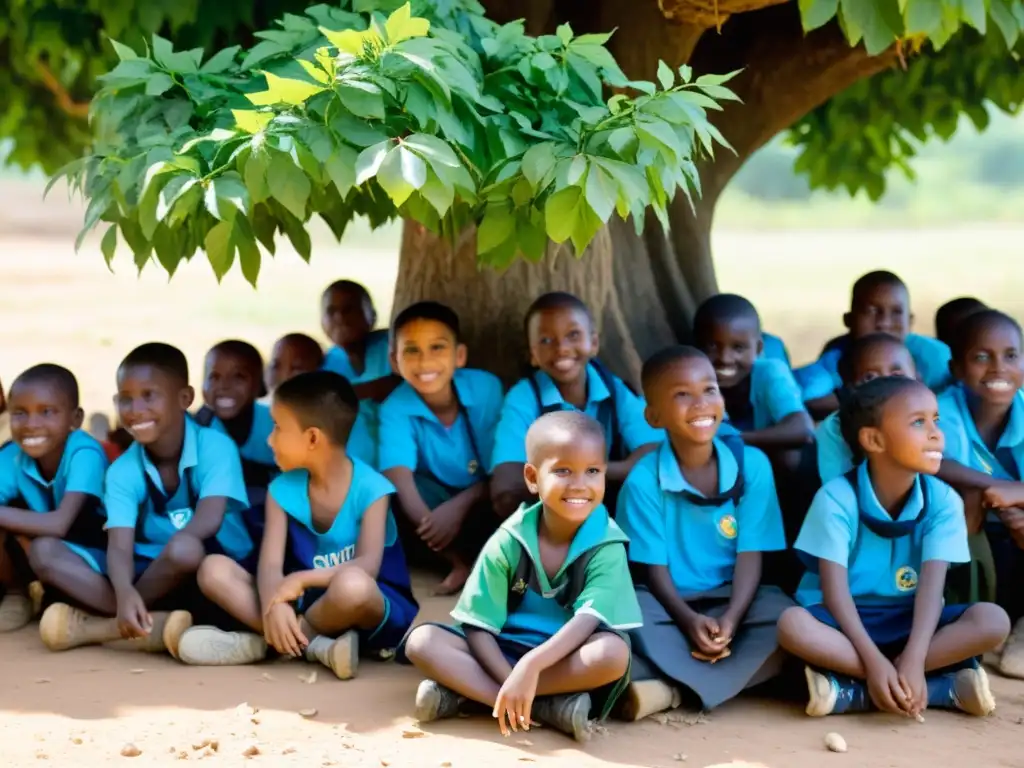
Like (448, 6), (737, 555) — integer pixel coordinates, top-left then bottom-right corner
(401, 411), (641, 741)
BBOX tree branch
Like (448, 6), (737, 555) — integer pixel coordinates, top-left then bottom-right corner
(34, 60), (90, 119)
(657, 0), (788, 28)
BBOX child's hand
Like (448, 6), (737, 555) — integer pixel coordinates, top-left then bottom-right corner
(116, 588), (152, 639)
(493, 660), (540, 737)
(263, 603), (308, 657)
(714, 615), (737, 648)
(865, 657), (912, 716)
(269, 574), (306, 609)
(984, 482), (1024, 511)
(895, 654), (927, 717)
(999, 508), (1024, 549)
(684, 614), (723, 656)
(417, 501), (464, 552)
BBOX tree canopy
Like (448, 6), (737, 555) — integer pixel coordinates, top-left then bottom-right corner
(4, 0), (1023, 286)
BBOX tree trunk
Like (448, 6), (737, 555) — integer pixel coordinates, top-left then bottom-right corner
(392, 2), (900, 386)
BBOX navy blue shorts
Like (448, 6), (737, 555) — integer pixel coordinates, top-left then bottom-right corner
(807, 602), (971, 657)
(298, 580), (417, 657)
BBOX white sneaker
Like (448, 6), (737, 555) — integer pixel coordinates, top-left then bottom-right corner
(0, 593), (33, 632)
(177, 626), (268, 666)
(305, 630), (359, 680)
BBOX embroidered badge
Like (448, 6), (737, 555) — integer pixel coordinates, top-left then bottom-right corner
(895, 566), (918, 592)
(717, 513), (738, 540)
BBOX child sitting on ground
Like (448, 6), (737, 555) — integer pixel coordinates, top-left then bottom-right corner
(320, 279), (400, 466)
(265, 333), (324, 394)
(0, 365), (109, 632)
(38, 343), (252, 657)
(778, 376), (1008, 718)
(931, 310), (1024, 676)
(800, 271), (952, 419)
(617, 346), (793, 719)
(402, 411), (640, 741)
(379, 302), (504, 595)
(934, 297), (987, 350)
(692, 294), (813, 451)
(490, 292), (662, 519)
(175, 371), (418, 677)
(817, 334), (917, 483)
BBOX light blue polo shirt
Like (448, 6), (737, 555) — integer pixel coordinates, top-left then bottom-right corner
(794, 463), (969, 607)
(379, 369), (503, 499)
(270, 457), (401, 573)
(104, 416), (252, 561)
(816, 412), (853, 483)
(938, 384), (1024, 482)
(0, 430), (107, 512)
(794, 361), (839, 402)
(205, 402), (276, 469)
(322, 328), (393, 469)
(762, 333), (791, 367)
(618, 438), (786, 595)
(726, 357), (807, 431)
(816, 334), (952, 393)
(489, 363), (663, 468)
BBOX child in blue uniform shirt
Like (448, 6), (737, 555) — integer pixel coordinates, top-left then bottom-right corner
(778, 376), (1008, 719)
(197, 340), (277, 540)
(930, 310), (1024, 677)
(490, 292), (662, 519)
(320, 279), (400, 466)
(38, 343), (251, 657)
(934, 297), (986, 350)
(403, 411), (640, 742)
(0, 365), (108, 633)
(799, 271), (952, 420)
(175, 371), (417, 677)
(265, 333), (323, 394)
(692, 294), (813, 452)
(379, 302), (504, 596)
(817, 334), (917, 484)
(617, 347), (793, 719)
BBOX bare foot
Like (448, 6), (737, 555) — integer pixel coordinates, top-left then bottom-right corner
(433, 564), (469, 596)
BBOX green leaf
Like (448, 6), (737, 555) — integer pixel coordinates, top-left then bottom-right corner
(656, 60), (675, 90)
(205, 220), (235, 282)
(544, 185), (583, 244)
(325, 146), (358, 198)
(233, 110), (274, 134)
(377, 146), (424, 205)
(960, 0), (987, 33)
(266, 153), (311, 220)
(157, 176), (197, 221)
(337, 82), (386, 119)
(402, 134), (461, 170)
(234, 216), (262, 288)
(245, 150), (271, 204)
(904, 0), (943, 35)
(205, 173), (250, 220)
(248, 71), (326, 106)
(990, 0), (1023, 46)
(567, 156), (587, 185)
(145, 73), (176, 96)
(839, 0), (902, 55)
(477, 206), (516, 253)
(108, 38), (139, 60)
(517, 212), (547, 262)
(799, 0), (840, 31)
(522, 143), (558, 188)
(584, 164), (616, 222)
(200, 46), (241, 74)
(355, 140), (393, 184)
(101, 225), (118, 267)
(385, 2), (430, 43)
(420, 171), (455, 216)
(556, 23), (574, 46)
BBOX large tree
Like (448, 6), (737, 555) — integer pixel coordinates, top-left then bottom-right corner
(8, 0), (1024, 382)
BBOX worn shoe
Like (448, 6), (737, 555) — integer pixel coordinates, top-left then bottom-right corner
(40, 603), (119, 651)
(998, 618), (1024, 678)
(928, 666), (996, 716)
(804, 666), (870, 717)
(0, 592), (33, 632)
(177, 626), (267, 666)
(532, 692), (592, 742)
(305, 630), (359, 680)
(105, 610), (193, 655)
(414, 679), (465, 722)
(619, 679), (683, 721)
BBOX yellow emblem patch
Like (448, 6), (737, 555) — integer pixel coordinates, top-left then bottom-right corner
(717, 513), (738, 540)
(895, 566), (918, 592)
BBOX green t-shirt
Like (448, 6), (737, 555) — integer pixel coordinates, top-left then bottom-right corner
(451, 501), (642, 646)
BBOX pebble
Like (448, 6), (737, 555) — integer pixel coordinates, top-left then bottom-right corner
(300, 708), (319, 719)
(120, 744), (142, 758)
(673, 754), (688, 761)
(299, 670), (319, 684)
(242, 743), (261, 757)
(824, 732), (847, 753)
(401, 729), (427, 739)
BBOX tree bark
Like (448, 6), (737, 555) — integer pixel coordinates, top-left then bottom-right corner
(392, 1), (900, 387)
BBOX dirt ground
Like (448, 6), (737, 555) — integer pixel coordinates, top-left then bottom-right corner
(2, 575), (1024, 768)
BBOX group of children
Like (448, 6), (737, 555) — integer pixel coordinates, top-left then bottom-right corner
(1, 270), (1022, 741)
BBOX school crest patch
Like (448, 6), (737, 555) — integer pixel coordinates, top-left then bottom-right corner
(717, 513), (738, 540)
(467, 459), (480, 476)
(168, 508), (194, 530)
(895, 566), (918, 592)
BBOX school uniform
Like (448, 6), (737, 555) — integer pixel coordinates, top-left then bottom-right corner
(794, 463), (972, 654)
(939, 384), (1024, 615)
(0, 430), (109, 572)
(490, 361), (663, 469)
(722, 358), (806, 432)
(815, 412), (852, 483)
(322, 328), (392, 467)
(761, 333), (791, 367)
(104, 416), (253, 575)
(399, 501), (641, 718)
(815, 333), (952, 393)
(794, 362), (840, 402)
(271, 458), (418, 655)
(618, 438), (793, 710)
